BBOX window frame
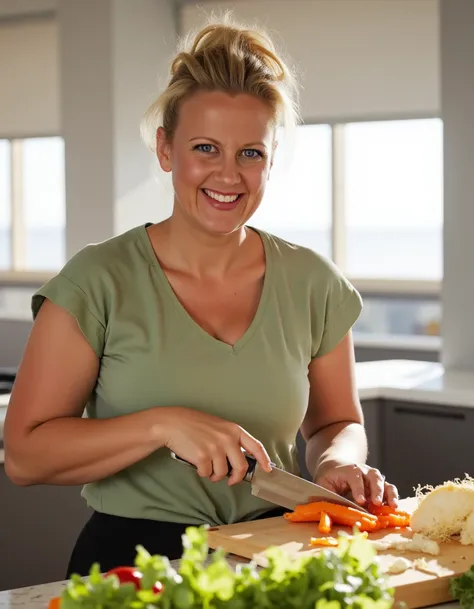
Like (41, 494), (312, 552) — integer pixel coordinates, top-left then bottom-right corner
(329, 115), (442, 296)
(0, 134), (64, 285)
(0, 117), (442, 295)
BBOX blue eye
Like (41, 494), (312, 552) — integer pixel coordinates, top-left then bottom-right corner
(242, 149), (263, 159)
(195, 143), (215, 153)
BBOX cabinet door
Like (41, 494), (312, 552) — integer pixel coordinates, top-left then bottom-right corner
(0, 467), (91, 591)
(361, 400), (382, 470)
(382, 401), (472, 499)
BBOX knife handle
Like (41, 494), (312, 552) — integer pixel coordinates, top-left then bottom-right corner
(170, 451), (257, 482)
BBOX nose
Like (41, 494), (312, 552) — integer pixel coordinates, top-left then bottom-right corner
(214, 155), (242, 186)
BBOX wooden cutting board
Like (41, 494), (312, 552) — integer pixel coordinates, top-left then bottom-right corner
(207, 498), (474, 608)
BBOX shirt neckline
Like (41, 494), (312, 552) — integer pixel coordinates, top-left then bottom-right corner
(138, 223), (274, 356)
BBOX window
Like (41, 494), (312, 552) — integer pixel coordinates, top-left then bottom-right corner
(250, 125), (332, 259)
(251, 118), (443, 343)
(22, 137), (66, 270)
(354, 296), (441, 339)
(252, 118), (443, 285)
(344, 119), (443, 280)
(1, 122), (443, 346)
(0, 136), (65, 274)
(0, 140), (11, 270)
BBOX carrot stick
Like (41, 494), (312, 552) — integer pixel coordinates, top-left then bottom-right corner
(369, 505), (411, 520)
(310, 531), (369, 548)
(284, 501), (378, 527)
(48, 598), (61, 609)
(310, 536), (339, 547)
(318, 511), (332, 534)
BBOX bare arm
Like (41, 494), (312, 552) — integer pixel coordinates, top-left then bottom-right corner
(4, 299), (271, 487)
(4, 299), (167, 486)
(300, 331), (367, 479)
(300, 332), (398, 506)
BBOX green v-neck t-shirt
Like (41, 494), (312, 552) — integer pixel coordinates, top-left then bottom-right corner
(31, 224), (362, 526)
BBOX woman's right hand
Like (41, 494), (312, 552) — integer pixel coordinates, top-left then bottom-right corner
(159, 407), (272, 485)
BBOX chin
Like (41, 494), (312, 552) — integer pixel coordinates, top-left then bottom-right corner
(195, 206), (250, 236)
(198, 219), (245, 237)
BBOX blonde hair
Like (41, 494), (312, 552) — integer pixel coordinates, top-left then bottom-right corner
(140, 12), (300, 151)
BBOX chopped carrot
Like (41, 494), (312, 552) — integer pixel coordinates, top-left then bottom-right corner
(284, 500), (411, 539)
(48, 598), (61, 609)
(369, 504), (411, 520)
(310, 536), (339, 547)
(284, 501), (378, 528)
(318, 511), (332, 535)
(310, 531), (369, 548)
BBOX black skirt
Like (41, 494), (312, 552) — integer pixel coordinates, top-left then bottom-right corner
(66, 508), (286, 578)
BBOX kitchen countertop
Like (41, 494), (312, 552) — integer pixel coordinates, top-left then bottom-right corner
(1, 358), (471, 607)
(3, 358), (474, 465)
(0, 562), (460, 609)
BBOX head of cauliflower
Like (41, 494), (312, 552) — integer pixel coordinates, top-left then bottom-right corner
(411, 475), (474, 544)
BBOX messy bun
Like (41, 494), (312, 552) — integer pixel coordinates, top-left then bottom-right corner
(141, 12), (300, 151)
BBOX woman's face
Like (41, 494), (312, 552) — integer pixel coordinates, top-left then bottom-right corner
(156, 90), (276, 237)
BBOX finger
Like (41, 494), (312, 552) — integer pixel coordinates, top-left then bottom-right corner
(384, 482), (399, 508)
(226, 447), (251, 485)
(239, 432), (272, 472)
(346, 467), (366, 504)
(209, 452), (230, 483)
(313, 475), (332, 489)
(194, 450), (213, 479)
(365, 469), (385, 505)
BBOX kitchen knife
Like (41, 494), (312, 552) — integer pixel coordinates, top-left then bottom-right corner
(169, 451), (369, 513)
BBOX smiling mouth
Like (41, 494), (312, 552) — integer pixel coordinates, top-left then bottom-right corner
(201, 188), (245, 204)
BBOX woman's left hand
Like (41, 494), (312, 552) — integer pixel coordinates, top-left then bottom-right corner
(314, 462), (399, 508)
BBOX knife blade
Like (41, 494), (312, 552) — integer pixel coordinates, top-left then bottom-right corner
(169, 451), (368, 513)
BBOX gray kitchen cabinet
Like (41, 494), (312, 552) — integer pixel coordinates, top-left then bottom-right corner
(361, 399), (382, 469)
(381, 400), (472, 499)
(0, 466), (91, 591)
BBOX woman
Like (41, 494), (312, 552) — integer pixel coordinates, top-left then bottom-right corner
(4, 18), (398, 575)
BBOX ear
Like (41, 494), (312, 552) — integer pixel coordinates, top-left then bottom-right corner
(156, 127), (172, 173)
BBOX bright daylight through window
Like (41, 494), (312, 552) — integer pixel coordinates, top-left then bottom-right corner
(0, 139), (11, 270)
(0, 136), (65, 273)
(251, 124), (332, 259)
(344, 118), (443, 281)
(0, 120), (443, 340)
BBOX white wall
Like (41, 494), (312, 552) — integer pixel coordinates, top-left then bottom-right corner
(440, 0), (474, 371)
(181, 0), (440, 121)
(0, 0), (56, 18)
(59, 0), (177, 257)
(0, 18), (60, 136)
(112, 0), (175, 235)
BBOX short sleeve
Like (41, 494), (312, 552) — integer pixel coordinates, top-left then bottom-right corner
(31, 247), (107, 358)
(311, 266), (363, 359)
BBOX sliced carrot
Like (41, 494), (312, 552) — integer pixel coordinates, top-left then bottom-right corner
(318, 511), (332, 535)
(285, 500), (411, 542)
(48, 598), (61, 609)
(284, 501), (378, 527)
(372, 512), (410, 528)
(310, 531), (369, 548)
(310, 536), (339, 547)
(369, 504), (411, 520)
(284, 510), (320, 523)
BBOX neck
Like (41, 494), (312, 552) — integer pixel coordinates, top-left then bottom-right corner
(157, 211), (250, 279)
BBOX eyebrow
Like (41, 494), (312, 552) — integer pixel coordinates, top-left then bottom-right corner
(189, 137), (267, 148)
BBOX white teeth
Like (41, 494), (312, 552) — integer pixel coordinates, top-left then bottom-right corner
(204, 189), (239, 203)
